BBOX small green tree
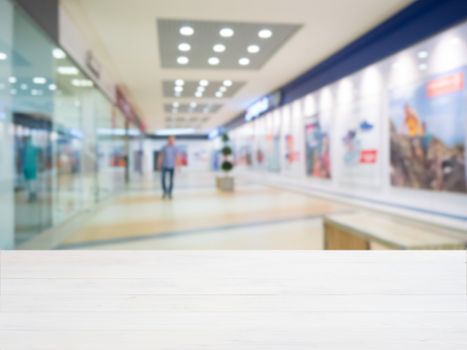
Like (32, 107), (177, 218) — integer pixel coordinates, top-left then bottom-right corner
(220, 133), (234, 175)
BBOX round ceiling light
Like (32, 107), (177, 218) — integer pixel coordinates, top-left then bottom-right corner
(223, 80), (233, 86)
(180, 26), (194, 36)
(215, 91), (224, 98)
(175, 79), (185, 86)
(177, 56), (189, 65)
(258, 29), (273, 39)
(208, 57), (220, 65)
(174, 86), (183, 92)
(178, 43), (191, 52)
(199, 80), (209, 86)
(213, 44), (226, 53)
(52, 48), (66, 59)
(239, 57), (250, 66)
(247, 45), (260, 54)
(195, 91), (203, 98)
(219, 28), (234, 38)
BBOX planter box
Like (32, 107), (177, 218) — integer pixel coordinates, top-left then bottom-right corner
(216, 176), (235, 192)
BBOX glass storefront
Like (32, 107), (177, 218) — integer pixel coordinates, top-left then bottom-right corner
(0, 0), (136, 249)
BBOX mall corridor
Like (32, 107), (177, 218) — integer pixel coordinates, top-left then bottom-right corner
(56, 172), (347, 249)
(1, 0), (467, 349)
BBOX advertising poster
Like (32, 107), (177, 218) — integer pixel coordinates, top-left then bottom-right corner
(177, 145), (188, 166)
(265, 134), (281, 173)
(338, 100), (381, 187)
(234, 134), (254, 167)
(285, 134), (300, 164)
(255, 135), (266, 169)
(390, 68), (467, 193)
(305, 113), (331, 179)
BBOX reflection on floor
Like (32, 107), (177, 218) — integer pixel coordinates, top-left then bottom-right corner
(60, 172), (350, 249)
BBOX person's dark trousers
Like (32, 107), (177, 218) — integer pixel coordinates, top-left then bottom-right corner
(161, 167), (175, 197)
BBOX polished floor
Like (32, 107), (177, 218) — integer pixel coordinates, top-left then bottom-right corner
(60, 172), (350, 250)
(1, 251), (466, 349)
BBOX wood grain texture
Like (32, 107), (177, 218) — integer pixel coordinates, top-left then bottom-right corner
(324, 222), (370, 250)
(1, 251), (466, 349)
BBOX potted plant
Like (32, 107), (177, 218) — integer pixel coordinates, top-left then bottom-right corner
(216, 133), (235, 192)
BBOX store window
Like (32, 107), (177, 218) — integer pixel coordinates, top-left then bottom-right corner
(0, 0), (15, 249)
(0, 0), (127, 248)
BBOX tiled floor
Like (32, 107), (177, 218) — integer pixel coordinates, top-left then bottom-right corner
(60, 172), (349, 249)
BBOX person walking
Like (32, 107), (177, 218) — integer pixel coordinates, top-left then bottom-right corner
(158, 136), (178, 199)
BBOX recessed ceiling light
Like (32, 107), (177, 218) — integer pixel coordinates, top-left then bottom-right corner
(8, 77), (17, 84)
(223, 80), (233, 86)
(177, 56), (189, 65)
(20, 84), (28, 90)
(174, 86), (184, 92)
(213, 44), (226, 53)
(178, 43), (191, 52)
(175, 79), (185, 86)
(215, 91), (223, 98)
(247, 45), (260, 54)
(208, 57), (220, 65)
(219, 86), (227, 92)
(52, 48), (66, 59)
(417, 51), (429, 59)
(197, 86), (205, 93)
(49, 84), (57, 91)
(33, 77), (47, 85)
(220, 28), (234, 38)
(418, 63), (428, 71)
(258, 29), (272, 39)
(195, 92), (203, 98)
(0, 52), (8, 60)
(239, 57), (250, 66)
(57, 66), (79, 75)
(180, 26), (194, 36)
(190, 102), (197, 108)
(199, 80), (209, 86)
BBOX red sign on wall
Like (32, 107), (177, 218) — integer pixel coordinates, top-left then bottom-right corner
(427, 72), (464, 98)
(115, 87), (146, 133)
(360, 150), (378, 164)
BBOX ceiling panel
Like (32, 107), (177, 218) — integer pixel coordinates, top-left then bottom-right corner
(157, 19), (301, 70)
(162, 79), (245, 98)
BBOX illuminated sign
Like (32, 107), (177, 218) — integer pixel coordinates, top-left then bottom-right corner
(244, 90), (282, 121)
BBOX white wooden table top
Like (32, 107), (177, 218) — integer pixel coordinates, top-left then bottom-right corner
(1, 251), (466, 349)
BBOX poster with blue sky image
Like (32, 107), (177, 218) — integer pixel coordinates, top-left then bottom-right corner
(337, 98), (382, 188)
(389, 67), (467, 193)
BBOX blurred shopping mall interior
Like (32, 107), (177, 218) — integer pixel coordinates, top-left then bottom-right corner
(0, 0), (467, 251)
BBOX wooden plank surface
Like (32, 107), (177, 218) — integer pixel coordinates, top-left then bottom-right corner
(1, 251), (466, 349)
